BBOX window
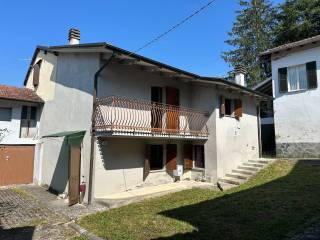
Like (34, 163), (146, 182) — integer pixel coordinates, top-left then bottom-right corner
(220, 96), (242, 118)
(0, 108), (12, 121)
(150, 145), (163, 170)
(20, 106), (37, 138)
(194, 145), (205, 168)
(278, 61), (318, 93)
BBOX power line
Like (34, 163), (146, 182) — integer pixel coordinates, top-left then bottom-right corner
(129, 0), (217, 56)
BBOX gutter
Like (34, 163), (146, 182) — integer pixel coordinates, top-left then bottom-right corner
(88, 53), (115, 205)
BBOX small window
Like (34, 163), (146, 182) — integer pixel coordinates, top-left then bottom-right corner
(150, 145), (163, 170)
(0, 108), (12, 121)
(225, 99), (232, 116)
(288, 64), (307, 91)
(194, 145), (204, 168)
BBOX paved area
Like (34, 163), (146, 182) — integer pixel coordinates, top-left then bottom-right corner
(0, 187), (77, 240)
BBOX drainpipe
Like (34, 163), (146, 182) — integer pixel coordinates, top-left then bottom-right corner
(88, 53), (115, 205)
(257, 104), (262, 158)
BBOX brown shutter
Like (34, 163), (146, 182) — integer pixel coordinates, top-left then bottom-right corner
(166, 144), (177, 171)
(183, 144), (193, 170)
(143, 145), (151, 181)
(33, 60), (42, 87)
(306, 61), (317, 89)
(278, 67), (288, 92)
(234, 99), (243, 118)
(220, 96), (225, 117)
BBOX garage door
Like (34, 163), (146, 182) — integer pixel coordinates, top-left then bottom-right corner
(0, 145), (34, 186)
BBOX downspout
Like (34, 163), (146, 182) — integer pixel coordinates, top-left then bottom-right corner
(257, 103), (262, 158)
(88, 53), (115, 204)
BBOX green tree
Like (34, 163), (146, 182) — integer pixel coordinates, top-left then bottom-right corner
(222, 0), (276, 87)
(274, 0), (320, 45)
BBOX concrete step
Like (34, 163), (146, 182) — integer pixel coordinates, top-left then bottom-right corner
(225, 173), (248, 180)
(232, 169), (255, 176)
(243, 162), (265, 168)
(248, 160), (270, 164)
(217, 182), (236, 191)
(238, 166), (259, 172)
(218, 177), (243, 185)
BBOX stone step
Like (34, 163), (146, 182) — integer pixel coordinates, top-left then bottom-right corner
(232, 169), (255, 175)
(225, 173), (248, 180)
(218, 177), (243, 186)
(248, 160), (270, 164)
(243, 162), (265, 168)
(217, 182), (236, 191)
(238, 166), (259, 172)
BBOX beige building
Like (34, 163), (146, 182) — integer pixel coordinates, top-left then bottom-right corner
(24, 29), (269, 205)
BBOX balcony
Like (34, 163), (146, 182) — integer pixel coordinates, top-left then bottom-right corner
(93, 96), (209, 139)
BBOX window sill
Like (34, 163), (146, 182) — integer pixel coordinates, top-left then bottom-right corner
(149, 169), (166, 173)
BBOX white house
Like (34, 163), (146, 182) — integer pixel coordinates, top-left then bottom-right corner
(260, 35), (320, 158)
(0, 85), (43, 186)
(22, 29), (269, 205)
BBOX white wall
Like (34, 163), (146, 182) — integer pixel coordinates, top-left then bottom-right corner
(272, 46), (320, 157)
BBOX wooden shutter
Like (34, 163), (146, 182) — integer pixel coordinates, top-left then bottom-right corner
(33, 60), (42, 87)
(278, 67), (288, 92)
(166, 144), (177, 171)
(234, 99), (243, 118)
(306, 61), (317, 89)
(220, 96), (225, 117)
(143, 145), (151, 181)
(183, 144), (193, 170)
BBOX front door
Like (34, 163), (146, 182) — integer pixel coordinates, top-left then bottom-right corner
(166, 87), (179, 133)
(69, 146), (81, 206)
(166, 144), (177, 171)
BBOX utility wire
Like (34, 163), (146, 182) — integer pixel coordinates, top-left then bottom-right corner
(128, 0), (217, 56)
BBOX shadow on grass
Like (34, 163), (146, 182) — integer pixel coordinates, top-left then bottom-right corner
(0, 226), (35, 240)
(155, 160), (320, 240)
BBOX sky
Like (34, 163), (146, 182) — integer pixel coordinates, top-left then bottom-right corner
(0, 0), (282, 87)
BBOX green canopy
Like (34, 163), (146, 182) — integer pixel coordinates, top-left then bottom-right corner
(42, 130), (86, 146)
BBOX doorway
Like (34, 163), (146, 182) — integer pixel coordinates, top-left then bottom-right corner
(166, 87), (180, 133)
(166, 144), (177, 171)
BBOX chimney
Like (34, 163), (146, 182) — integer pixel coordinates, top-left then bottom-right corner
(68, 28), (80, 45)
(234, 65), (246, 86)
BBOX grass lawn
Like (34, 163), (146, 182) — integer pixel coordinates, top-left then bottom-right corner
(77, 160), (320, 240)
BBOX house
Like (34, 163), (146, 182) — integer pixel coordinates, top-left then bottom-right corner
(0, 85), (43, 186)
(260, 34), (320, 158)
(23, 29), (269, 205)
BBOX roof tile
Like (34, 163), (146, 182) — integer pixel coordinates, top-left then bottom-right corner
(0, 85), (43, 103)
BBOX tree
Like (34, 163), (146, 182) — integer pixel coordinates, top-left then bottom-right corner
(274, 0), (320, 45)
(222, 0), (276, 87)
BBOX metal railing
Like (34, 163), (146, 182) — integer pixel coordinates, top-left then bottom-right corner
(93, 96), (209, 138)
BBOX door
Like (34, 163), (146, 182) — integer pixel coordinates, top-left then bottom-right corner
(166, 87), (179, 133)
(69, 146), (81, 206)
(0, 145), (34, 186)
(183, 144), (193, 170)
(166, 144), (177, 171)
(151, 87), (163, 131)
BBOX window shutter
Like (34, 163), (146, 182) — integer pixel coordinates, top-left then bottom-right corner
(220, 96), (225, 117)
(143, 145), (151, 181)
(278, 67), (288, 93)
(306, 61), (317, 89)
(33, 60), (42, 87)
(234, 99), (243, 118)
(183, 144), (193, 170)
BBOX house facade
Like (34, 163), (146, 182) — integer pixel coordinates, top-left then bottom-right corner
(0, 85), (43, 186)
(260, 35), (320, 158)
(23, 29), (268, 204)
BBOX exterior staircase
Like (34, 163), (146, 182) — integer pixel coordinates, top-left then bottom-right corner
(217, 158), (275, 191)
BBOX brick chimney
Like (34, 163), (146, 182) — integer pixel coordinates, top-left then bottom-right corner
(234, 65), (247, 86)
(68, 28), (80, 45)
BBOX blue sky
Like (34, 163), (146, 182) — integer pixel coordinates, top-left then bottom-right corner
(0, 0), (282, 87)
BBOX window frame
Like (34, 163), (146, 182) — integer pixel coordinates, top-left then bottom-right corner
(287, 64), (308, 92)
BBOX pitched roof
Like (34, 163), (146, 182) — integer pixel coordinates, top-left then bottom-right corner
(0, 85), (43, 103)
(260, 34), (320, 56)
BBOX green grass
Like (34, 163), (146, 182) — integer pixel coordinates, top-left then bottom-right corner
(77, 160), (320, 240)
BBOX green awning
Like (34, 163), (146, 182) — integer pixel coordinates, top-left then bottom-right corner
(42, 130), (86, 146)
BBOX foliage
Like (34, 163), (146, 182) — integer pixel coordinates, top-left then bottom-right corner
(77, 160), (320, 240)
(274, 0), (320, 45)
(222, 0), (276, 87)
(0, 128), (9, 142)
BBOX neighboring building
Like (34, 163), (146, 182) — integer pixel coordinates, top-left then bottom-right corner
(23, 29), (268, 205)
(0, 85), (43, 186)
(260, 34), (320, 158)
(253, 78), (276, 157)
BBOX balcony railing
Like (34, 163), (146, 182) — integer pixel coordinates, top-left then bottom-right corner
(93, 96), (209, 138)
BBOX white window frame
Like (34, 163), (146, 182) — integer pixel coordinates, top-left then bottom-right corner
(287, 64), (308, 92)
